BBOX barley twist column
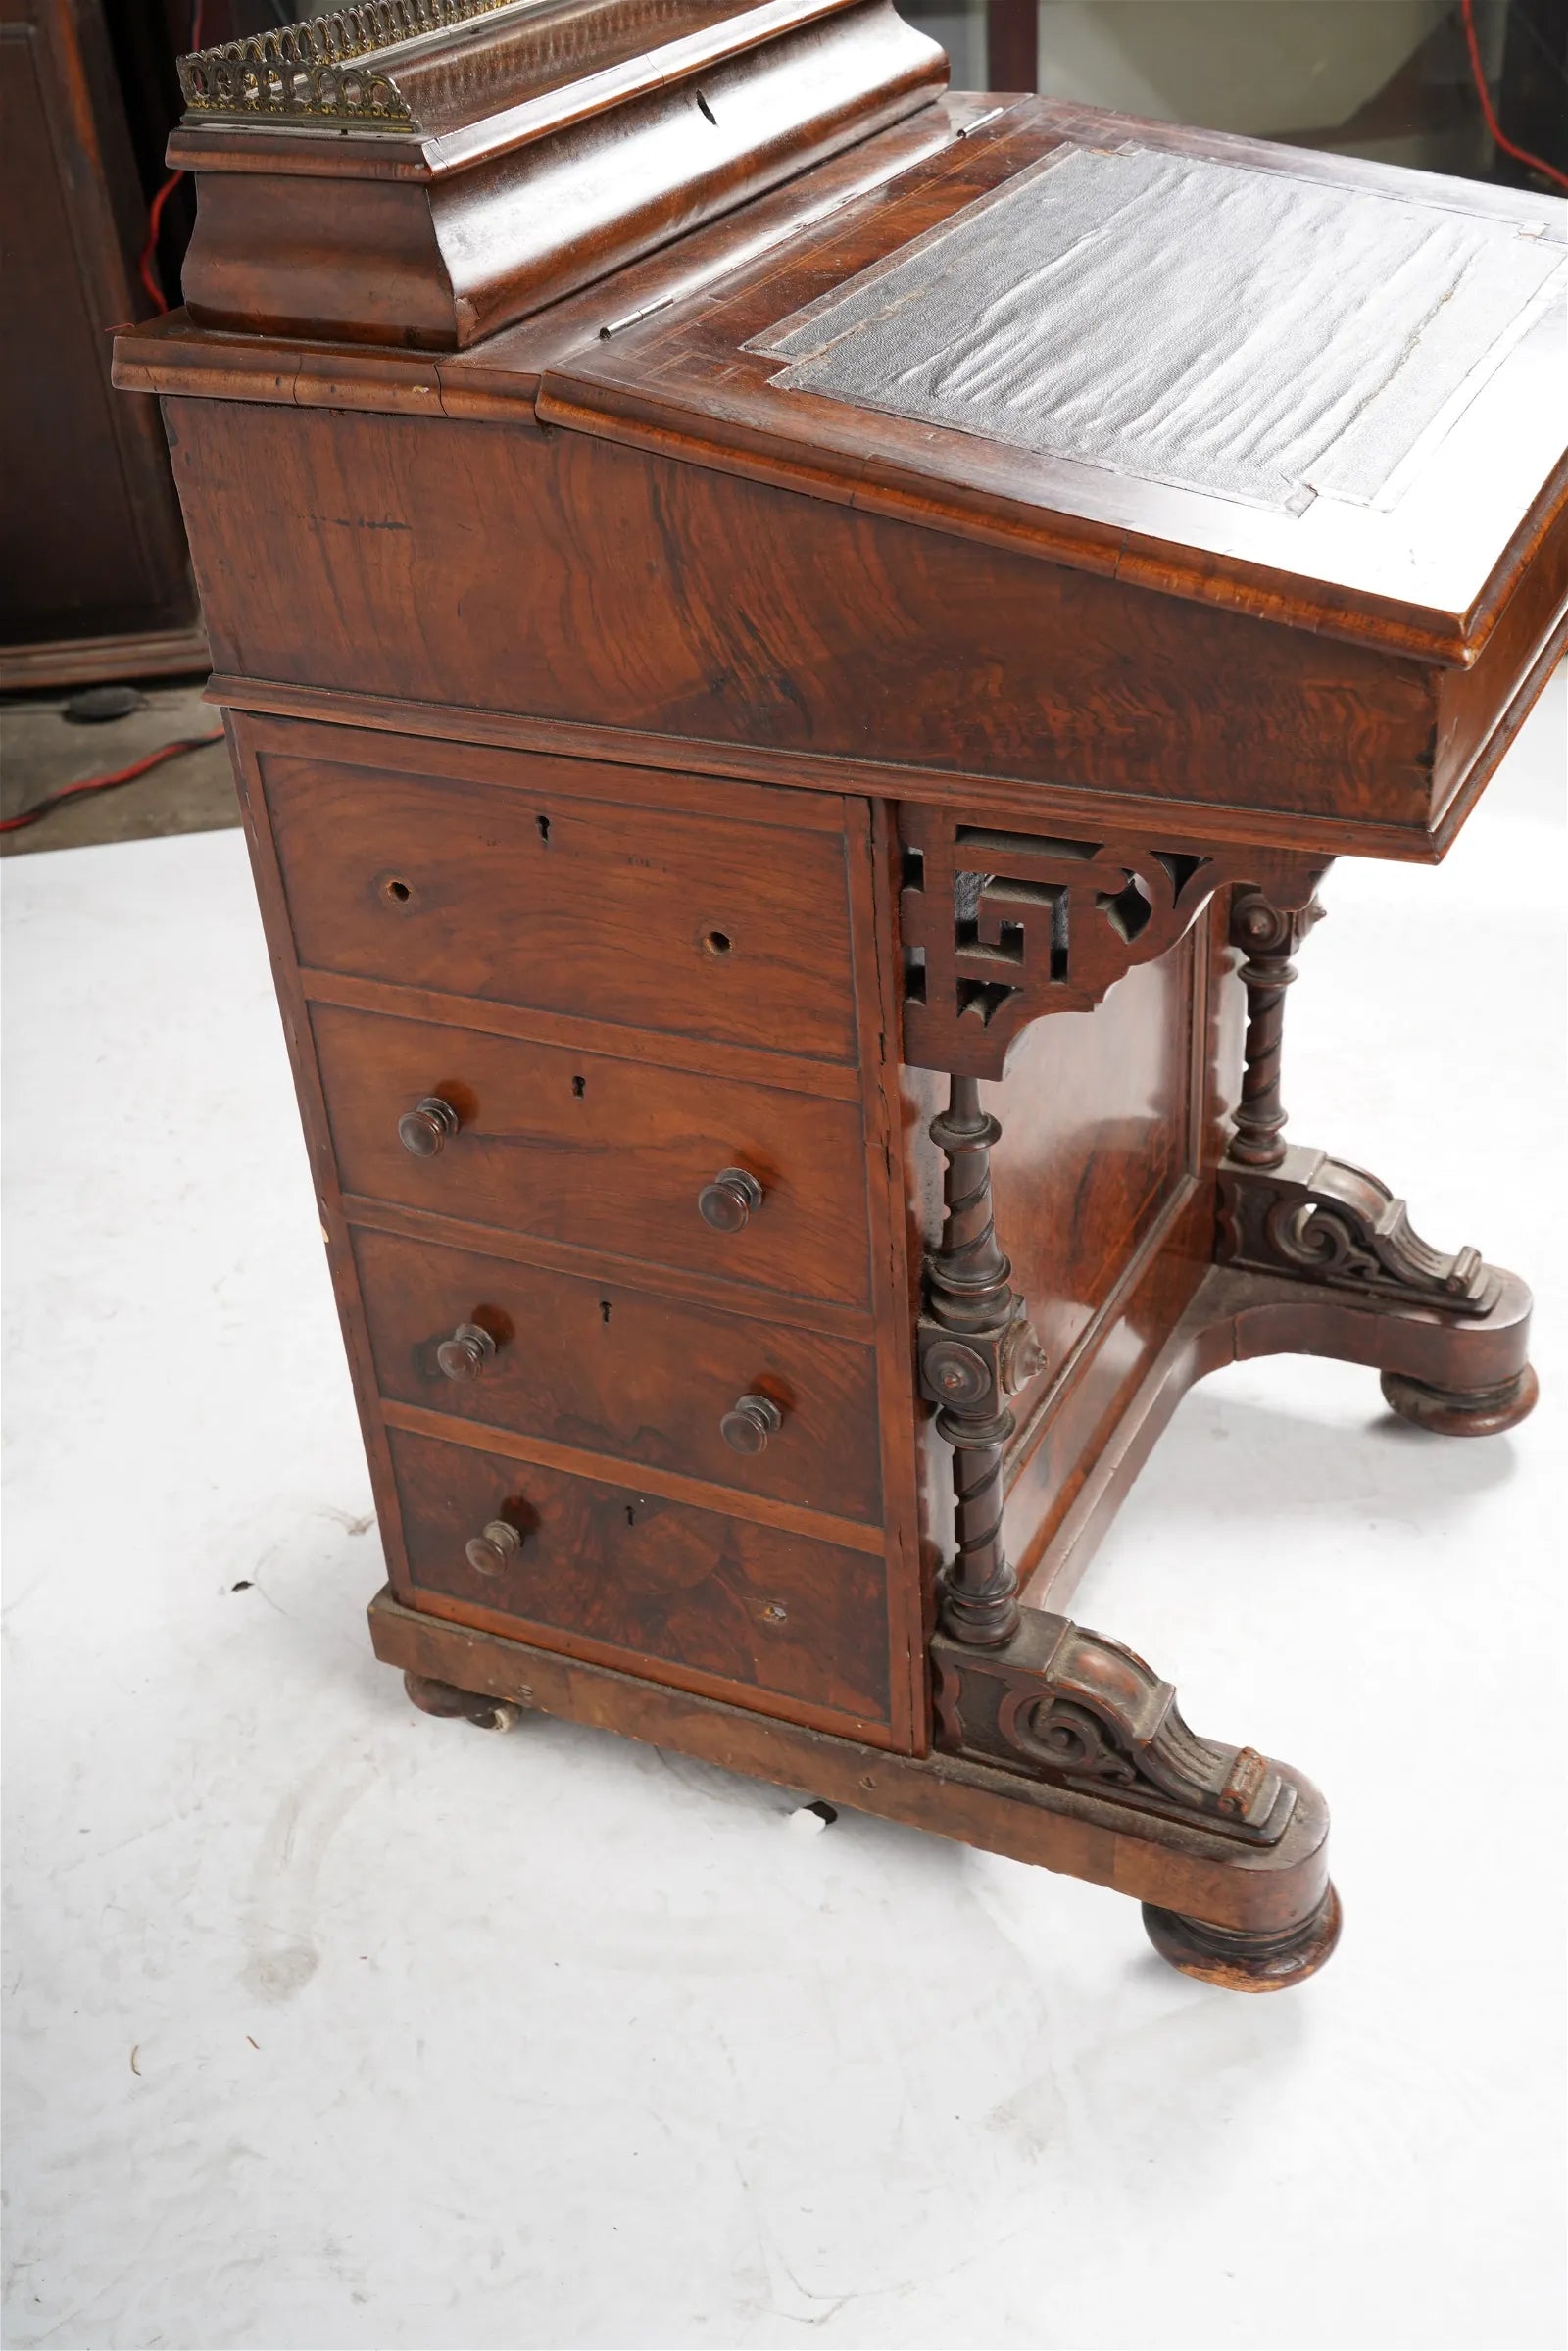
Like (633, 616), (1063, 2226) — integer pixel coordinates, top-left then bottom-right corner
(1227, 886), (1325, 1168)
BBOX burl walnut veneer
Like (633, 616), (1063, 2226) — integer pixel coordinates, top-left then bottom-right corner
(115, 0), (1567, 1990)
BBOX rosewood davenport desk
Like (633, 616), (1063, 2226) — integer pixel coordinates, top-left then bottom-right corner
(117, 0), (1567, 1990)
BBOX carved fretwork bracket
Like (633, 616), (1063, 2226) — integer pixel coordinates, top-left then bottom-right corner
(932, 1611), (1297, 1846)
(898, 806), (1327, 1078)
(1218, 1147), (1498, 1314)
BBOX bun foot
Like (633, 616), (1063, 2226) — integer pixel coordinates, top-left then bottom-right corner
(403, 1669), (520, 1732)
(1380, 1363), (1538, 1438)
(1142, 1885), (1342, 1992)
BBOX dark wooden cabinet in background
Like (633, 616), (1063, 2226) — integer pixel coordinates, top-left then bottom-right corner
(116, 0), (1565, 1992)
(0, 0), (203, 684)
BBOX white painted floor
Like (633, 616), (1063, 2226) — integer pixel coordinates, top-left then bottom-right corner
(4, 671), (1564, 2351)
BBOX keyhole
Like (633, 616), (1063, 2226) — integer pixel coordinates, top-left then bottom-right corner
(599, 1300), (612, 1324)
(625, 1504), (636, 1526)
(536, 814), (551, 842)
(571, 1073), (586, 1098)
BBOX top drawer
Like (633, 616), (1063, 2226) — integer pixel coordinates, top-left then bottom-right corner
(260, 740), (860, 1065)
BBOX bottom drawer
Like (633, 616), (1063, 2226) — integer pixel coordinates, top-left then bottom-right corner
(388, 1427), (893, 1729)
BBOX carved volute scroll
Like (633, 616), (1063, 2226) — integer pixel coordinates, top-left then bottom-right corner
(932, 1610), (1298, 1845)
(1217, 876), (1497, 1314)
(1219, 1147), (1499, 1312)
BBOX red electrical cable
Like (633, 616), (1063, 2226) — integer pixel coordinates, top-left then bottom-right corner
(0, 733), (225, 838)
(137, 0), (207, 312)
(1459, 0), (1568, 195)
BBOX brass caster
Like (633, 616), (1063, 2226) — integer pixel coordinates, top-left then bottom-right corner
(1381, 1363), (1538, 1438)
(1142, 1884), (1342, 1992)
(404, 1670), (520, 1732)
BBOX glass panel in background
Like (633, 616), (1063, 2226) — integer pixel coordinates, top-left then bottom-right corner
(897, 0), (1568, 189)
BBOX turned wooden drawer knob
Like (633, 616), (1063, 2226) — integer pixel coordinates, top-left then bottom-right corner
(720, 1393), (783, 1453)
(436, 1321), (497, 1382)
(698, 1166), (764, 1232)
(466, 1519), (523, 1577)
(398, 1095), (461, 1157)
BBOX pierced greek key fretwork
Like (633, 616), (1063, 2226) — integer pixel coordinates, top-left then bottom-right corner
(899, 807), (1229, 1077)
(932, 1611), (1297, 1845)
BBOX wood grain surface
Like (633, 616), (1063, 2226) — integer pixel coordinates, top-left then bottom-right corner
(166, 398), (1474, 849)
(388, 1424), (895, 1728)
(262, 739), (861, 1065)
(354, 1221), (884, 1524)
(312, 1001), (873, 1309)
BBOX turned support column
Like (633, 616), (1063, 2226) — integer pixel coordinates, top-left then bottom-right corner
(921, 1074), (1043, 1648)
(1217, 874), (1537, 1433)
(1227, 883), (1325, 1167)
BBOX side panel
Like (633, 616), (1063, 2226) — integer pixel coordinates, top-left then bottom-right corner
(163, 396), (1443, 840)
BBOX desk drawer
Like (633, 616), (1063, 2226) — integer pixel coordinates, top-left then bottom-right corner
(314, 1003), (871, 1308)
(355, 1225), (882, 1525)
(388, 1427), (892, 1727)
(264, 747), (858, 1064)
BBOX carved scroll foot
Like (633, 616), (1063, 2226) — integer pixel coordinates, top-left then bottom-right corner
(932, 1611), (1298, 1846)
(1218, 1147), (1500, 1313)
(404, 1669), (521, 1732)
(1381, 1364), (1539, 1439)
(1216, 1149), (1538, 1433)
(1142, 1885), (1343, 1993)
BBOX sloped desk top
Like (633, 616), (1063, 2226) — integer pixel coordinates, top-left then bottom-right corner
(536, 101), (1568, 664)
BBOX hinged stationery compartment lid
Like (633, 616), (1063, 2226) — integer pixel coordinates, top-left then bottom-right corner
(169, 0), (948, 349)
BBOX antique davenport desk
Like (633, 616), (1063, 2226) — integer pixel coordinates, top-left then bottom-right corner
(116, 0), (1567, 1992)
